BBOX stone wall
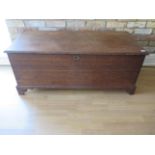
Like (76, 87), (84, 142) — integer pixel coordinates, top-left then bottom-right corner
(5, 19), (155, 47)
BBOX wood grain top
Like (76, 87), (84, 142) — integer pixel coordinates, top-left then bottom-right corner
(5, 30), (147, 55)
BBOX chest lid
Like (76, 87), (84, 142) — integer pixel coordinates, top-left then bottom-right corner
(5, 30), (147, 55)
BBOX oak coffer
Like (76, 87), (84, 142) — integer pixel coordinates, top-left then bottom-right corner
(5, 30), (148, 95)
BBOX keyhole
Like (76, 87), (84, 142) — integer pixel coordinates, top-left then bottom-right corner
(73, 55), (80, 61)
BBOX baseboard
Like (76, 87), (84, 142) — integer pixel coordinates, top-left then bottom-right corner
(0, 55), (10, 65)
(143, 54), (155, 66)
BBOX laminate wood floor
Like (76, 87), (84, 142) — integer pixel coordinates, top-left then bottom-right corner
(0, 66), (155, 134)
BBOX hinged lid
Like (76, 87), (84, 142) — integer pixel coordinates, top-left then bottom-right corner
(5, 30), (147, 55)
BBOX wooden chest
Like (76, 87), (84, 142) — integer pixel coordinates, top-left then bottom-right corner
(5, 30), (147, 95)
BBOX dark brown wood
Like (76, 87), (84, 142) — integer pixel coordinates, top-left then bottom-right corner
(6, 30), (147, 55)
(135, 34), (155, 41)
(16, 86), (27, 95)
(5, 30), (148, 95)
(126, 85), (136, 95)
